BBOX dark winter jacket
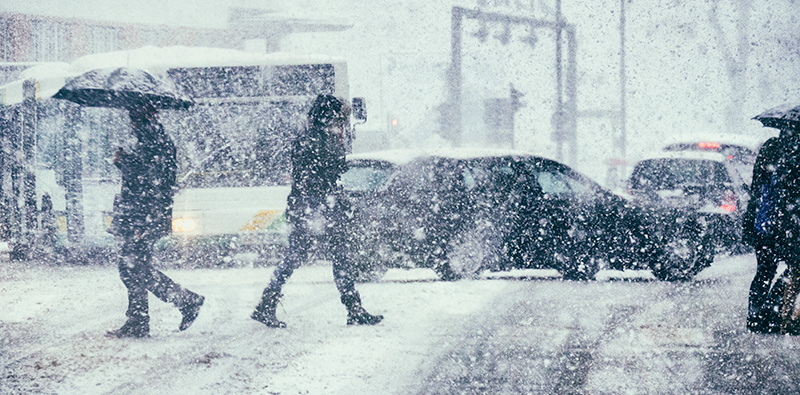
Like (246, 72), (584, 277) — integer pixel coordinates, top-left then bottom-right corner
(743, 135), (800, 260)
(288, 125), (348, 203)
(114, 119), (177, 241)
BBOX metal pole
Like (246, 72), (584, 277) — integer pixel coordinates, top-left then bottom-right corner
(448, 7), (464, 146)
(619, 0), (628, 165)
(64, 105), (84, 250)
(9, 107), (21, 257)
(566, 25), (578, 166)
(19, 80), (37, 260)
(0, 115), (5, 239)
(555, 0), (564, 162)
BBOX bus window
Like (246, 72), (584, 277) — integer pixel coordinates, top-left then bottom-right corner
(169, 101), (303, 189)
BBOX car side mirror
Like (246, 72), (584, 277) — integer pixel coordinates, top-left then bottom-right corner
(352, 97), (367, 125)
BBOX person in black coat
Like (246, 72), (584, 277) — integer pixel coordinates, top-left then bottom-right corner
(107, 103), (204, 338)
(743, 124), (800, 334)
(251, 94), (383, 327)
(774, 126), (800, 334)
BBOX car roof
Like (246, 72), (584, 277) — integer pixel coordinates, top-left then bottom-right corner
(659, 132), (774, 152)
(635, 150), (730, 163)
(347, 147), (538, 165)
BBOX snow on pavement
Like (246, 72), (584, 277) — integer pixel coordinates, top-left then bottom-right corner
(0, 254), (776, 394)
(1, 261), (515, 394)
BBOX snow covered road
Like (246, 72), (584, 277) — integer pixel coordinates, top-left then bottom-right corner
(3, 254), (800, 394)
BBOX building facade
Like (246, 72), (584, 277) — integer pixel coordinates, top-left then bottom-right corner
(0, 12), (243, 84)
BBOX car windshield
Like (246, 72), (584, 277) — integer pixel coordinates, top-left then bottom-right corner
(630, 158), (732, 190)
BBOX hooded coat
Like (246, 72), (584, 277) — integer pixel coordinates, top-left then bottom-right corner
(743, 134), (800, 261)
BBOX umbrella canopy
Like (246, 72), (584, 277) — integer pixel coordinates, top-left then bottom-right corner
(752, 103), (800, 129)
(52, 67), (193, 110)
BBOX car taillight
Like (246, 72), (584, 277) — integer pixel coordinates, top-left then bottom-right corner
(698, 142), (720, 150)
(720, 191), (736, 212)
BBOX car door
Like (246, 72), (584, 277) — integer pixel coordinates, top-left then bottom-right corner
(558, 166), (621, 261)
(526, 162), (576, 264)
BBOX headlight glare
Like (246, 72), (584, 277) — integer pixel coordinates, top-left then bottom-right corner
(172, 217), (197, 233)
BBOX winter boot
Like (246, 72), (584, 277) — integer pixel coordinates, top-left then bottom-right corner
(251, 289), (286, 328)
(106, 316), (150, 338)
(178, 291), (205, 331)
(782, 272), (800, 335)
(341, 293), (383, 326)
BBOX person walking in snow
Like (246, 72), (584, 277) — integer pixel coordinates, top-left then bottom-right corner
(251, 94), (383, 328)
(743, 122), (800, 334)
(773, 126), (800, 335)
(107, 103), (204, 338)
(743, 131), (786, 333)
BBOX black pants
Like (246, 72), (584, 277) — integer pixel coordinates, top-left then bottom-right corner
(264, 195), (358, 301)
(747, 246), (783, 325)
(117, 231), (187, 320)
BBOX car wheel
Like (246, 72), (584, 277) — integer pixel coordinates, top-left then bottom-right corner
(436, 217), (498, 281)
(557, 220), (601, 281)
(651, 220), (713, 281)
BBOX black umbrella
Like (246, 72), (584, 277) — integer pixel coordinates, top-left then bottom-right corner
(52, 67), (193, 110)
(752, 103), (800, 129)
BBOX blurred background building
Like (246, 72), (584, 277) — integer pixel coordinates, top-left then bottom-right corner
(0, 5), (350, 84)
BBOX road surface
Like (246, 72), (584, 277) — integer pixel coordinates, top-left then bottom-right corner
(2, 254), (799, 394)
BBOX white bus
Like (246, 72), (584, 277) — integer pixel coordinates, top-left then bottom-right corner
(0, 46), (366, 265)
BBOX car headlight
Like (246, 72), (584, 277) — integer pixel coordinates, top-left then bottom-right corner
(172, 217), (198, 233)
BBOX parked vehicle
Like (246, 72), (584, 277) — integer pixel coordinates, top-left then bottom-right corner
(341, 148), (714, 282)
(659, 133), (772, 186)
(627, 150), (750, 254)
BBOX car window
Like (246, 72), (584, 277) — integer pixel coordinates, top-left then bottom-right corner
(728, 162), (753, 186)
(393, 158), (465, 194)
(721, 145), (757, 166)
(662, 142), (756, 186)
(461, 160), (490, 190)
(461, 167), (477, 190)
(536, 170), (571, 196)
(340, 163), (394, 192)
(710, 161), (733, 184)
(630, 158), (731, 190)
(563, 172), (598, 199)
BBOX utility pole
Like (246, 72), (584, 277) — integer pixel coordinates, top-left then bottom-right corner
(446, 9), (464, 146)
(619, 0), (628, 169)
(555, 0), (564, 161)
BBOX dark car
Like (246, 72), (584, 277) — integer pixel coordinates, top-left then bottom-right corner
(340, 148), (714, 282)
(627, 151), (750, 254)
